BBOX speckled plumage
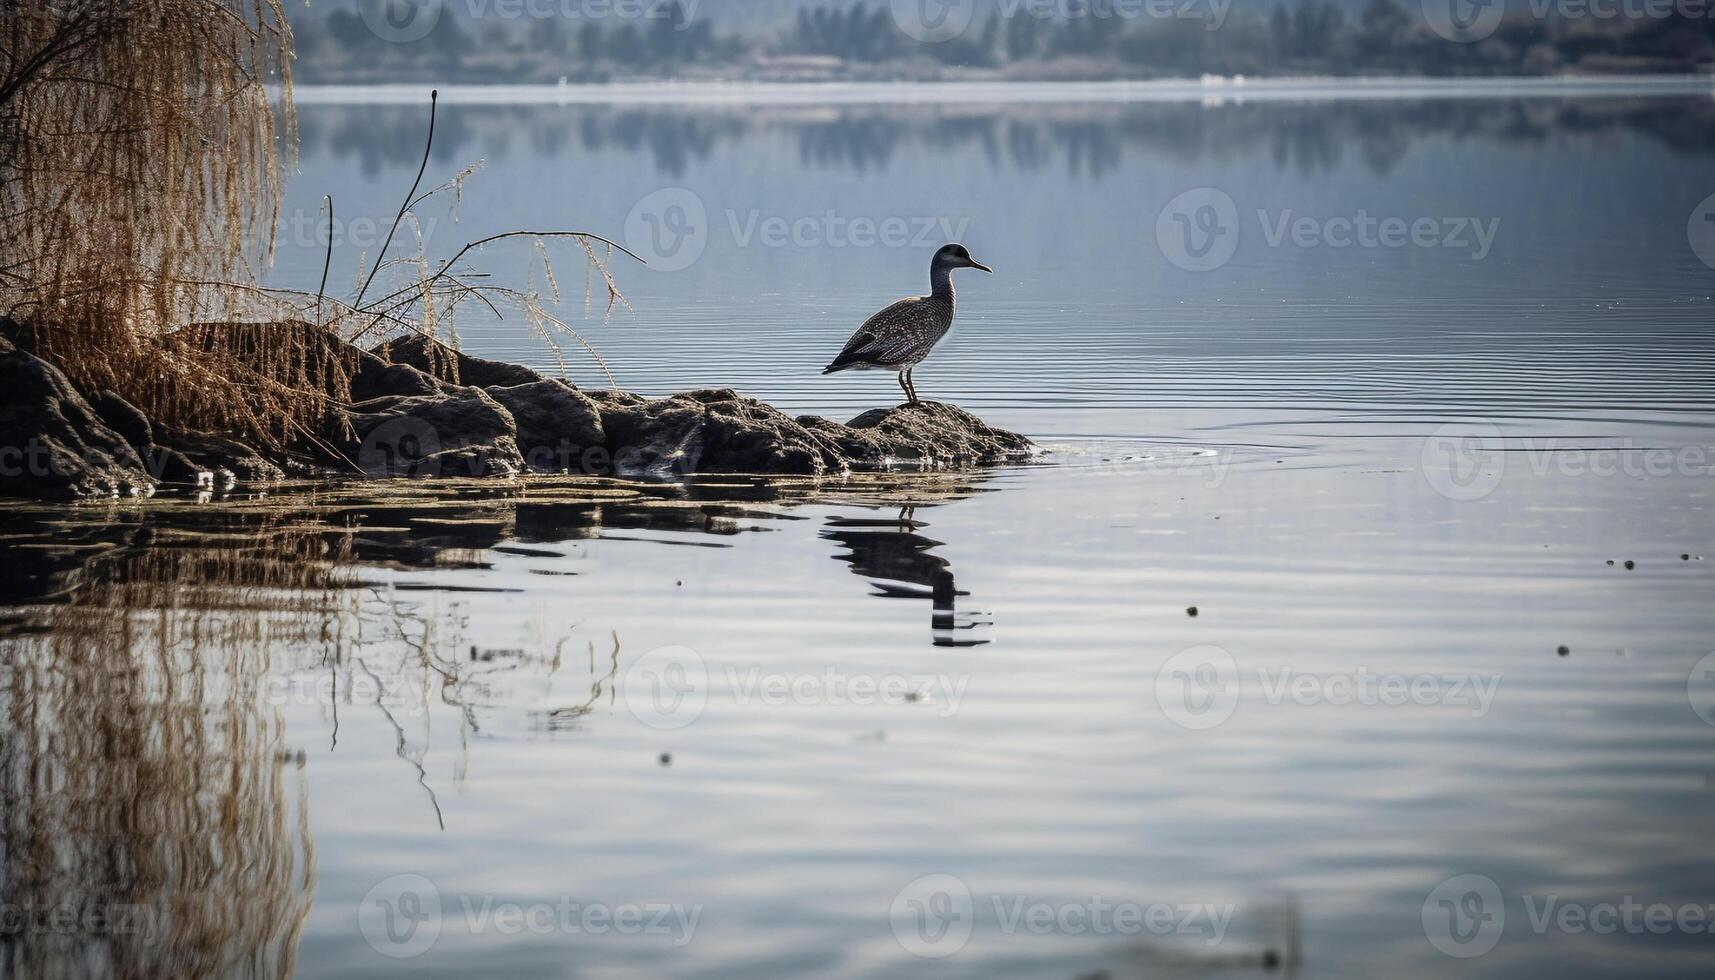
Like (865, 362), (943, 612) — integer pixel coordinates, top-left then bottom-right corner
(822, 244), (991, 404)
(826, 289), (955, 371)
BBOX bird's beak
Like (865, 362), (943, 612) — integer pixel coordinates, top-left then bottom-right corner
(970, 259), (993, 273)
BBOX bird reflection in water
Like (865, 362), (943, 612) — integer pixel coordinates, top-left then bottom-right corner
(821, 504), (990, 647)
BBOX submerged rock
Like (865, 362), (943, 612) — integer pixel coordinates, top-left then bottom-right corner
(0, 337), (154, 499)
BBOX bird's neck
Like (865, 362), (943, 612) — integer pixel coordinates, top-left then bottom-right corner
(929, 264), (955, 307)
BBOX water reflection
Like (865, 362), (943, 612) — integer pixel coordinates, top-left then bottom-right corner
(0, 474), (1003, 970)
(823, 503), (991, 648)
(0, 512), (327, 978)
(297, 98), (1715, 178)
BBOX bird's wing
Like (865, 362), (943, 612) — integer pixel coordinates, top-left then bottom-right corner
(830, 297), (922, 367)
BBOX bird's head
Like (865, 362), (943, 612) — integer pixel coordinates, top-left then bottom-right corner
(934, 243), (992, 274)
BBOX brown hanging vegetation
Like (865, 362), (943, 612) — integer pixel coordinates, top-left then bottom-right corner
(1, 0), (632, 457)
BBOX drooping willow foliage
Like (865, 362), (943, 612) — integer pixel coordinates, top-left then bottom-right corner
(0, 0), (330, 444)
(0, 1), (631, 453)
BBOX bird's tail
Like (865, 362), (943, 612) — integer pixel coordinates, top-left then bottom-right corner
(820, 362), (847, 375)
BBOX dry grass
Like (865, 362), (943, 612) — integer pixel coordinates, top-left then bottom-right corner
(0, 1), (632, 454)
(1, 1), (306, 439)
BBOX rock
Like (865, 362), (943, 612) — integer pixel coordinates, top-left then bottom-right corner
(597, 388), (839, 477)
(146, 446), (216, 487)
(587, 391), (1035, 477)
(372, 334), (545, 389)
(482, 381), (606, 473)
(154, 426), (285, 485)
(1, 320), (1035, 495)
(341, 387), (523, 478)
(0, 336), (154, 499)
(819, 401), (1035, 468)
(348, 353), (443, 402)
(88, 390), (154, 449)
(356, 335), (1035, 478)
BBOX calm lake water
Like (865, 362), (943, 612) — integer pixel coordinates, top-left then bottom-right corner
(6, 81), (1715, 978)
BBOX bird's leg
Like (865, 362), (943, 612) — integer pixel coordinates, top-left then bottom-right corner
(898, 370), (916, 405)
(904, 369), (920, 405)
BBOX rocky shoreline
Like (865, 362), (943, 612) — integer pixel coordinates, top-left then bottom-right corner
(0, 322), (1035, 500)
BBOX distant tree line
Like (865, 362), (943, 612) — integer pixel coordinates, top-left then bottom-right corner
(288, 0), (1715, 82)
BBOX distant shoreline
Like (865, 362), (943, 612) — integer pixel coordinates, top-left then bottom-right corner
(283, 74), (1715, 106)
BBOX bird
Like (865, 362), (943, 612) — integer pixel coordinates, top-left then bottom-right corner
(822, 243), (992, 405)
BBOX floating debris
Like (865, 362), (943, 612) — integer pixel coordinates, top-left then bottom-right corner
(659, 752), (672, 767)
(1187, 606), (1199, 617)
(1557, 646), (1570, 657)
